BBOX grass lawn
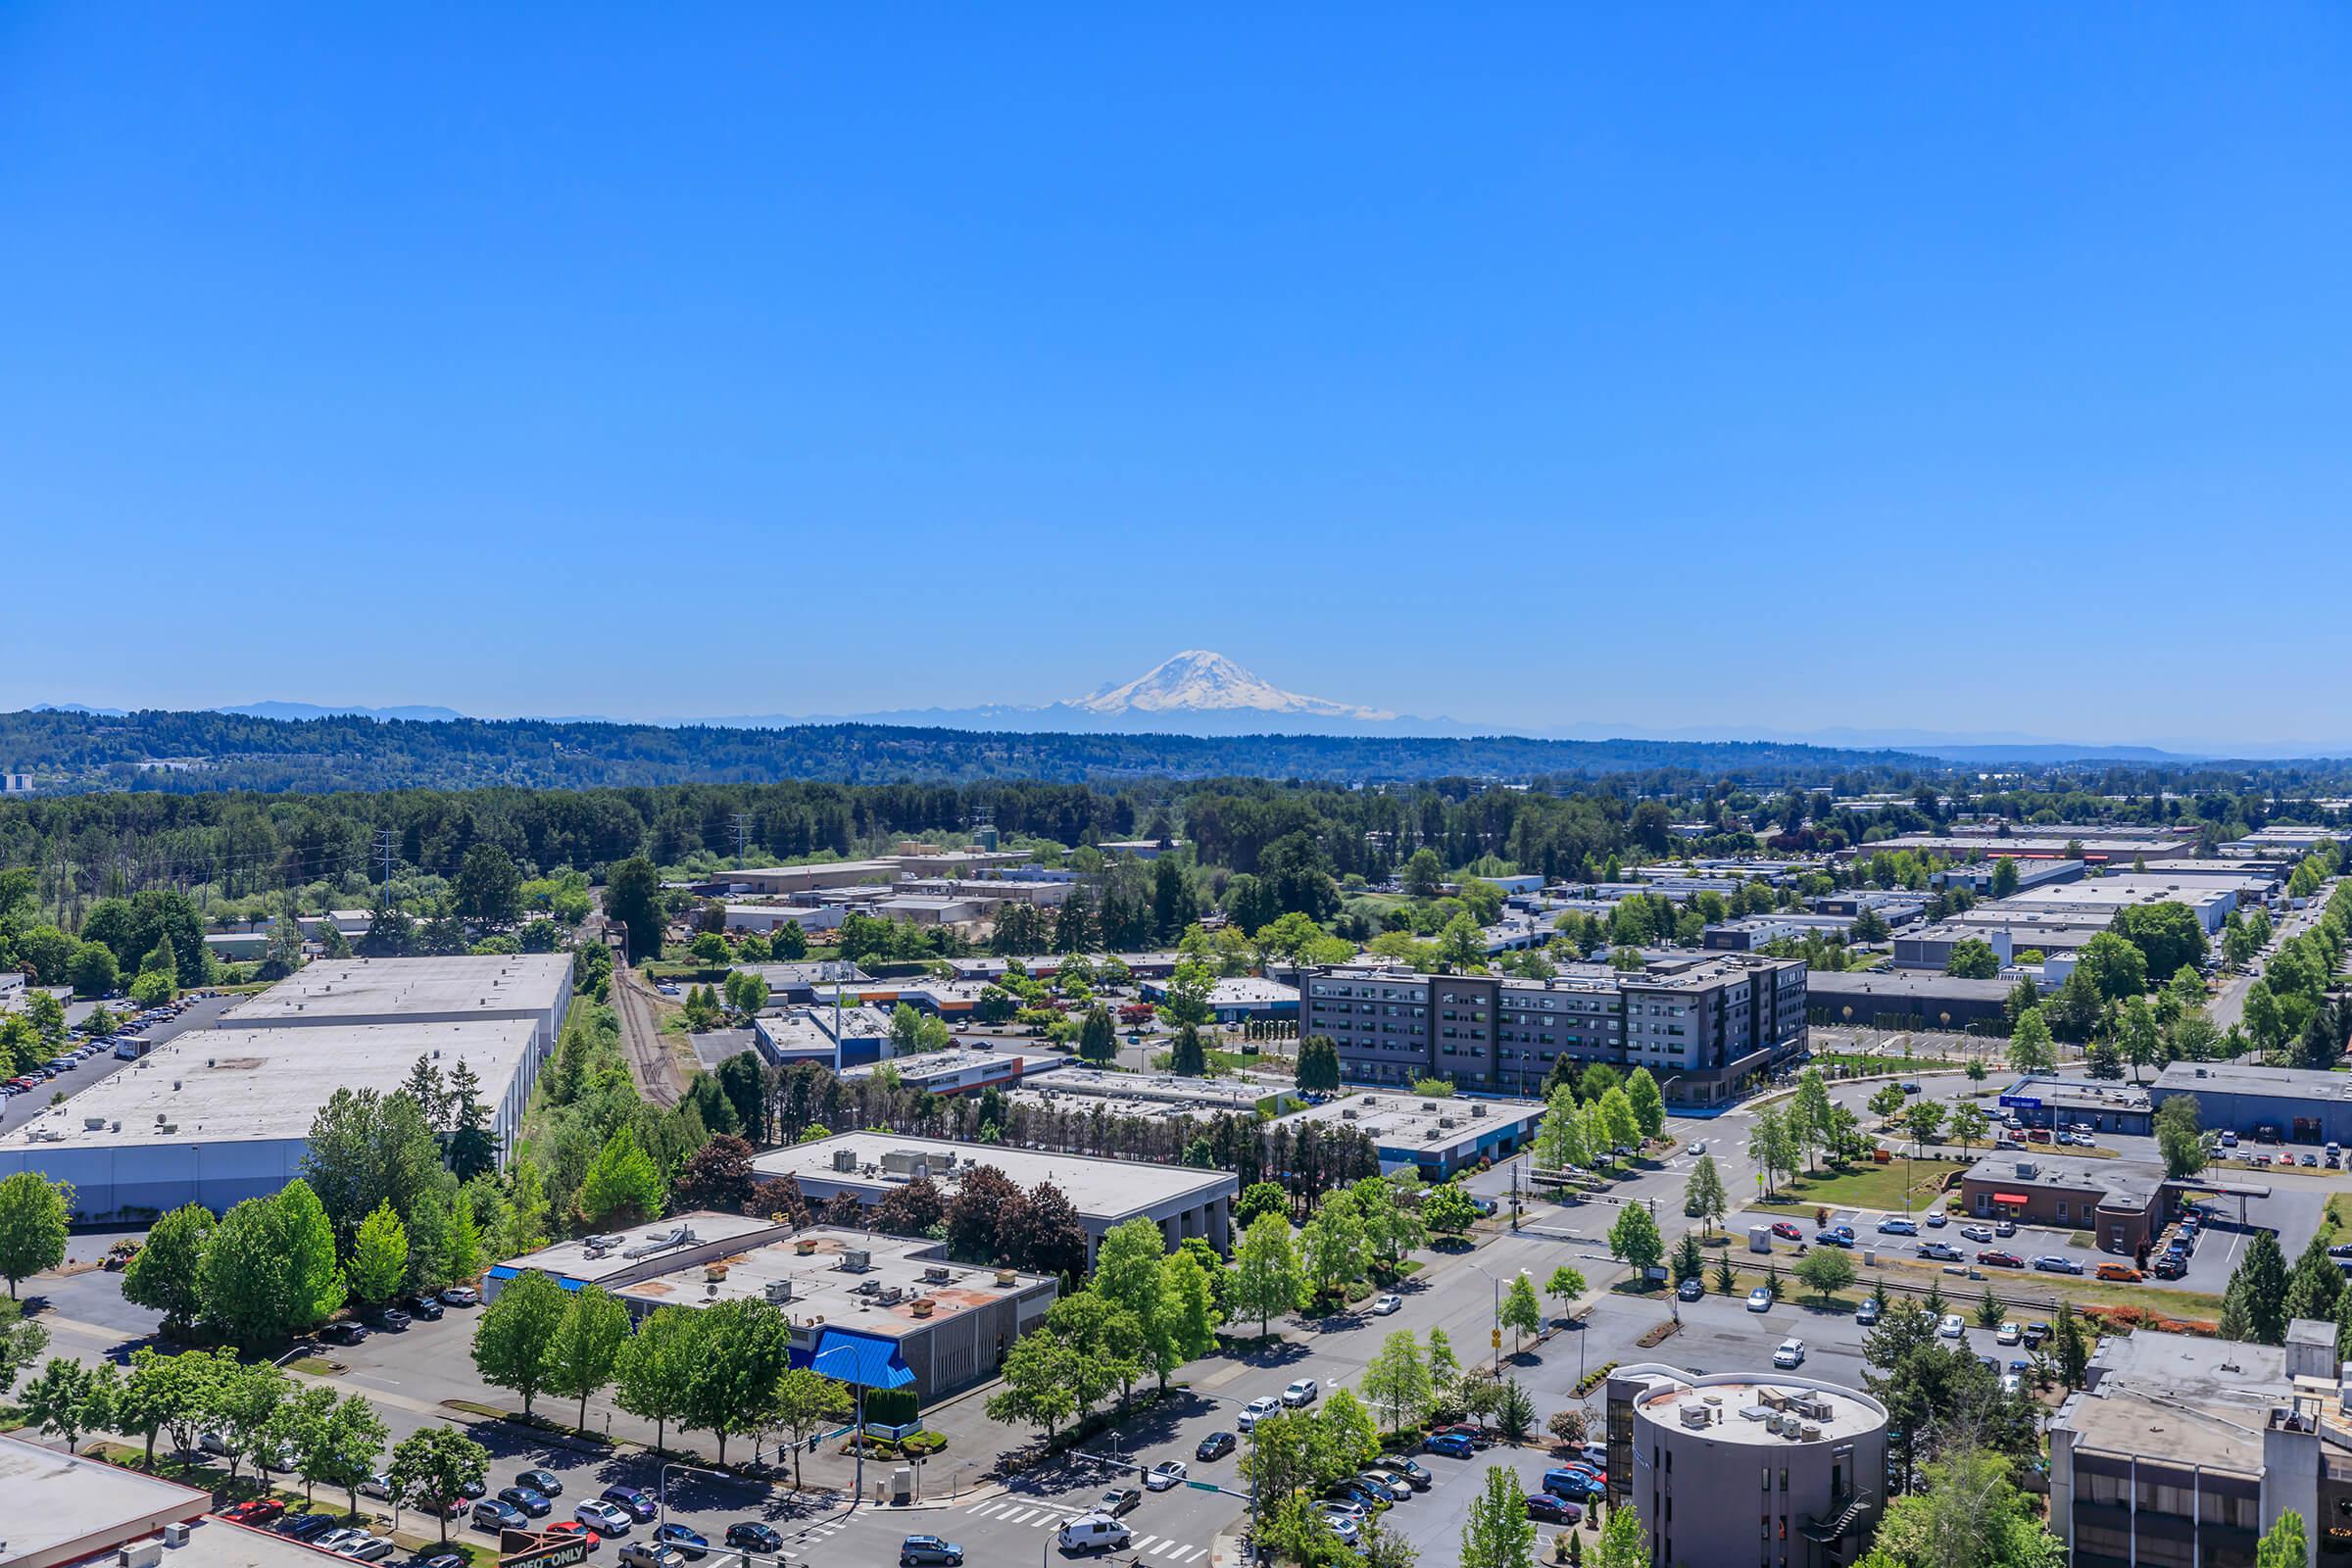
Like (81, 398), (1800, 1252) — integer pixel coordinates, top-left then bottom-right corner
(2322, 1196), (2351, 1249)
(1752, 1161), (1951, 1212)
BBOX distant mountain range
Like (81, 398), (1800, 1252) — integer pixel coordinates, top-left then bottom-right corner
(27, 648), (2352, 760)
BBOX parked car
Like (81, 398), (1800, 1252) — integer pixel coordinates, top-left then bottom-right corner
(1917, 1242), (1962, 1262)
(1773, 1339), (1806, 1368)
(2095, 1262), (2143, 1282)
(319, 1321), (368, 1346)
(1371, 1294), (1402, 1315)
(336, 1538), (396, 1561)
(1938, 1314), (1966, 1339)
(2034, 1254), (2083, 1275)
(1424, 1431), (1476, 1458)
(1959, 1225), (1993, 1243)
(372, 1306), (412, 1331)
(898, 1535), (966, 1567)
(1147, 1461), (1188, 1493)
(1543, 1468), (1602, 1501)
(277, 1515), (337, 1543)
(1876, 1217), (1917, 1236)
(1993, 1219), (2018, 1237)
(498, 1488), (552, 1518)
(405, 1295), (446, 1321)
(1282, 1378), (1320, 1407)
(220, 1499), (286, 1526)
(1855, 1298), (1882, 1325)
(440, 1285), (479, 1306)
(1770, 1221), (1802, 1240)
(574, 1501), (632, 1536)
(548, 1523), (602, 1554)
(1995, 1322), (2022, 1345)
(601, 1487), (659, 1523)
(471, 1501), (527, 1534)
(1526, 1494), (1582, 1524)
(723, 1525), (780, 1555)
(616, 1545), (683, 1568)
(1321, 1514), (1361, 1547)
(1813, 1230), (1852, 1249)
(1746, 1286), (1774, 1311)
(1978, 1250), (2024, 1268)
(1197, 1430), (1238, 1460)
(515, 1469), (563, 1497)
(2153, 1255), (2188, 1280)
(1097, 1489), (1141, 1517)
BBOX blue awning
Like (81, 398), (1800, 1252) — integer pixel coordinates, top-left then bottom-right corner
(810, 1328), (914, 1390)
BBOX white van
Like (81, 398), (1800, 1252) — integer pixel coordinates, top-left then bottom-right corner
(1056, 1515), (1132, 1554)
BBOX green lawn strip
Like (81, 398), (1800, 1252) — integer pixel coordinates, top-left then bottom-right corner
(1751, 1161), (1949, 1212)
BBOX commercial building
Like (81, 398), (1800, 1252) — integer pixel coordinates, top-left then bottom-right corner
(717, 904), (845, 935)
(1858, 832), (2191, 867)
(1930, 858), (2086, 896)
(2045, 1327), (2323, 1568)
(1802, 972), (2013, 1033)
(840, 1049), (1029, 1097)
(1996, 1077), (2155, 1136)
(1007, 1066), (1272, 1118)
(1702, 913), (1867, 953)
(2227, 825), (2337, 858)
(1138, 976), (1298, 1024)
(751, 1133), (1238, 1260)
(1282, 1091), (1543, 1179)
(1995, 875), (2246, 936)
(1298, 954), (1807, 1107)
(1, 1431), (218, 1568)
(1892, 915), (2111, 970)
(0, 1017), (543, 1221)
(1956, 1153), (2167, 1254)
(2151, 1060), (2352, 1146)
(1608, 1365), (1887, 1568)
(719, 861), (903, 896)
(738, 961), (874, 1003)
(484, 1216), (1058, 1402)
(1804, 891), (1929, 927)
(750, 1005), (895, 1067)
(222, 953), (574, 1054)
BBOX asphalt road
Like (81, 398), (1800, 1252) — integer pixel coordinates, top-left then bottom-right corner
(0, 993), (234, 1138)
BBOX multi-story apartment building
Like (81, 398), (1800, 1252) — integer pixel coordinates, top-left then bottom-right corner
(1298, 953), (1807, 1106)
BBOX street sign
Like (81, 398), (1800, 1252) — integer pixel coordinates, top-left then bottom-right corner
(1186, 1481), (1220, 1493)
(1491, 1329), (1502, 1348)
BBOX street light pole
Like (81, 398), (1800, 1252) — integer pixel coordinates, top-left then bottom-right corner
(659, 1460), (716, 1533)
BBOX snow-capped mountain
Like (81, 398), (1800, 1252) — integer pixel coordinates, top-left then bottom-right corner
(1066, 651), (1395, 720)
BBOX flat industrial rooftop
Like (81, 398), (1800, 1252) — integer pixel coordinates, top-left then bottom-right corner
(0, 1019), (538, 1150)
(224, 954), (571, 1024)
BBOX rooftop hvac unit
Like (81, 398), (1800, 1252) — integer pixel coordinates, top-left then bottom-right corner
(158, 1123), (176, 1135)
(163, 1524), (189, 1547)
(83, 1116), (106, 1130)
(1341, 1107), (1359, 1120)
(1471, 1103), (1488, 1118)
(876, 1286), (904, 1305)
(763, 1280), (794, 1304)
(922, 1265), (952, 1283)
(832, 1148), (859, 1172)
(1439, 1116), (1459, 1130)
(855, 1279), (881, 1296)
(841, 1249), (872, 1273)
(1679, 1404), (1712, 1429)
(623, 1225), (696, 1260)
(122, 1544), (164, 1568)
(1421, 1101), (1439, 1111)
(1800, 1423), (1822, 1441)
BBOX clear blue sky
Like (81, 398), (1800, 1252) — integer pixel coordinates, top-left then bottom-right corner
(6, 6), (2350, 745)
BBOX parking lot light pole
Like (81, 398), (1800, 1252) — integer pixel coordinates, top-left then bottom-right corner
(659, 1461), (717, 1534)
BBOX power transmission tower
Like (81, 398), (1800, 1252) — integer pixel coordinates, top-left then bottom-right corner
(732, 811), (753, 870)
(374, 829), (400, 910)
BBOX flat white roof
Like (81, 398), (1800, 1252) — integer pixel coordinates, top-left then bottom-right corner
(0, 1019), (538, 1151)
(1286, 1091), (1544, 1150)
(612, 1228), (1054, 1338)
(841, 1050), (1017, 1084)
(1634, 1375), (1886, 1445)
(495, 1212), (787, 1287)
(1, 1431), (210, 1568)
(753, 1132), (1235, 1220)
(224, 954), (571, 1024)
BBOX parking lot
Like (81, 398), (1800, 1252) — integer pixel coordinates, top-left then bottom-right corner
(0, 992), (233, 1138)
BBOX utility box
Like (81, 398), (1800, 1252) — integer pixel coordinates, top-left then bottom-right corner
(890, 1466), (913, 1504)
(1748, 1224), (1773, 1253)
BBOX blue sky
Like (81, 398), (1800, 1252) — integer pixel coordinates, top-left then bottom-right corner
(5, 6), (2350, 744)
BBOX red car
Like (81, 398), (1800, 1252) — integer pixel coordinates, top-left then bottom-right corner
(548, 1523), (602, 1553)
(1977, 1250), (2024, 1268)
(219, 1500), (286, 1527)
(1771, 1221), (1802, 1241)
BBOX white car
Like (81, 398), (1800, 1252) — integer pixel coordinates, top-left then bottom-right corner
(1371, 1294), (1402, 1316)
(1995, 1322), (2022, 1346)
(1688, 1142), (1706, 1156)
(1745, 1287), (1773, 1312)
(1773, 1339), (1806, 1368)
(1237, 1396), (1282, 1433)
(576, 1501), (633, 1536)
(440, 1285), (480, 1306)
(1282, 1378), (1319, 1407)
(1938, 1314), (1966, 1339)
(334, 1538), (394, 1561)
(1146, 1461), (1187, 1493)
(1322, 1515), (1361, 1546)
(359, 1473), (394, 1500)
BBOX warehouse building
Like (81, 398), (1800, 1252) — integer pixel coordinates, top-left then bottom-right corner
(1007, 1067), (1272, 1118)
(222, 953), (573, 1054)
(752, 1133), (1238, 1260)
(840, 1049), (1029, 1097)
(1996, 1077), (2155, 1136)
(1803, 971), (2014, 1033)
(2150, 1060), (2352, 1146)
(1137, 975), (1298, 1025)
(0, 1017), (542, 1222)
(1, 1430), (221, 1568)
(484, 1216), (1058, 1403)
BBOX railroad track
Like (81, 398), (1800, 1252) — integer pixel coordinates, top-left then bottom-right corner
(613, 962), (686, 1107)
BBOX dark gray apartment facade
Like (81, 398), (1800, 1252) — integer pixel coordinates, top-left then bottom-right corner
(1298, 955), (1808, 1106)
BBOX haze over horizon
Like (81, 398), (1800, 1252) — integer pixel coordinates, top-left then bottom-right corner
(6, 8), (2349, 744)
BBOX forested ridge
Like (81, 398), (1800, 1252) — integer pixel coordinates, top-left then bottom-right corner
(0, 707), (1938, 793)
